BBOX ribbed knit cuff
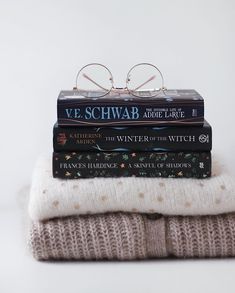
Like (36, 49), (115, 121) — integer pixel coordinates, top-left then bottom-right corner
(145, 215), (168, 258)
(166, 214), (235, 258)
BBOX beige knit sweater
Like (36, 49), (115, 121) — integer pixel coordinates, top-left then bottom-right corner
(29, 213), (235, 260)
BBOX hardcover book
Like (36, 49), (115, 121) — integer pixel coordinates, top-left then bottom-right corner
(57, 89), (204, 127)
(53, 120), (212, 152)
(53, 151), (211, 179)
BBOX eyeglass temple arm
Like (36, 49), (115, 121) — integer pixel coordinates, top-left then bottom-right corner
(80, 73), (163, 93)
(133, 75), (157, 91)
(82, 73), (109, 91)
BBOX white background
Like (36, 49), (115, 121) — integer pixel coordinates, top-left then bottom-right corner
(0, 0), (235, 292)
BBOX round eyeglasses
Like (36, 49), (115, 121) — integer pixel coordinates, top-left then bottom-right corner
(74, 63), (166, 98)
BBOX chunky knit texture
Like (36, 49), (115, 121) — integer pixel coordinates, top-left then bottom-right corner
(30, 213), (147, 260)
(29, 213), (235, 260)
(167, 215), (235, 257)
(29, 156), (235, 221)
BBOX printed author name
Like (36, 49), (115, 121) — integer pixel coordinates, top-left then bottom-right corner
(64, 107), (185, 120)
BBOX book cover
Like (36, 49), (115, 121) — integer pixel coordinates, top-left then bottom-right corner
(53, 120), (212, 152)
(53, 151), (211, 179)
(57, 89), (204, 127)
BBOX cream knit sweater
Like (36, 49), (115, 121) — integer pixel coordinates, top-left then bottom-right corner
(29, 156), (235, 221)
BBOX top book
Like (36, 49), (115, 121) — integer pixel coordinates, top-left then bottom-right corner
(57, 89), (204, 127)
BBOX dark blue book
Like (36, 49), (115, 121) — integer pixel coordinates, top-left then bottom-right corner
(57, 89), (204, 127)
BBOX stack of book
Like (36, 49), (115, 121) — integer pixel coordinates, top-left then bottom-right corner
(53, 89), (212, 179)
(28, 88), (235, 261)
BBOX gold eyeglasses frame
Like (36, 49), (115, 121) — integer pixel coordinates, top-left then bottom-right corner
(75, 62), (166, 98)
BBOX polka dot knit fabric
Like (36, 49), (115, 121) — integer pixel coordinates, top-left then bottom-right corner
(29, 156), (235, 221)
(29, 213), (235, 260)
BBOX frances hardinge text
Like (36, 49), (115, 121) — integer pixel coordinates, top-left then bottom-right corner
(53, 151), (211, 179)
(57, 89), (204, 126)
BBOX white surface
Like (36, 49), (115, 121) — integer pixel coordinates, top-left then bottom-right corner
(0, 0), (235, 292)
(1, 208), (235, 293)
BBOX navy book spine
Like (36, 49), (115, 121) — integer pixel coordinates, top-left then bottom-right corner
(57, 90), (204, 126)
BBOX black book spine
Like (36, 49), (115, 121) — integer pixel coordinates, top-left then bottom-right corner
(53, 151), (211, 179)
(53, 122), (212, 152)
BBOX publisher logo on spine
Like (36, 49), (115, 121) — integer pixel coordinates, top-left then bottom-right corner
(199, 134), (209, 143)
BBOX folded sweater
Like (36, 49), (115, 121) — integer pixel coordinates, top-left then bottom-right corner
(29, 212), (235, 260)
(29, 156), (235, 221)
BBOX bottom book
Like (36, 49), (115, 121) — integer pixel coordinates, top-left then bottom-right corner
(53, 151), (211, 179)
